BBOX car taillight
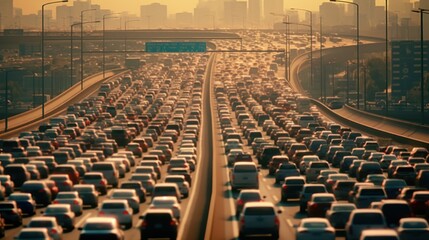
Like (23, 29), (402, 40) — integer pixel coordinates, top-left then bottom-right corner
(75, 172), (79, 178)
(122, 210), (129, 215)
(240, 217), (245, 225)
(62, 182), (70, 186)
(275, 216), (280, 226)
(100, 180), (106, 186)
(39, 189), (45, 193)
(53, 200), (58, 204)
(170, 220), (177, 226)
(282, 185), (288, 190)
(309, 203), (318, 209)
(51, 229), (57, 234)
(141, 220), (147, 227)
(327, 180), (334, 185)
(99, 211), (104, 215)
(237, 199), (244, 206)
(73, 200), (79, 205)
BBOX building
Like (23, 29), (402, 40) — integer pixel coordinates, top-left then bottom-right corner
(248, 0), (261, 28)
(141, 3), (168, 29)
(194, 6), (215, 29)
(223, 0), (247, 28)
(319, 2), (345, 28)
(0, 0), (14, 29)
(176, 12), (193, 28)
(264, 0), (283, 28)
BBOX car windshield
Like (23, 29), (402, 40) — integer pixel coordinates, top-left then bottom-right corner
(9, 195), (30, 201)
(84, 174), (102, 180)
(240, 193), (261, 201)
(29, 220), (54, 227)
(245, 207), (274, 215)
(18, 232), (46, 239)
(353, 213), (384, 224)
(102, 203), (125, 209)
(112, 192), (133, 198)
(286, 179), (305, 185)
(402, 221), (428, 228)
(46, 207), (68, 213)
(57, 193), (76, 199)
(302, 222), (328, 228)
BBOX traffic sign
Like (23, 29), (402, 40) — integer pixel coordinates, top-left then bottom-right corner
(145, 42), (206, 53)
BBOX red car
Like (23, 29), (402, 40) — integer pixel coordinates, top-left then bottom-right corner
(410, 191), (429, 215)
(307, 193), (336, 217)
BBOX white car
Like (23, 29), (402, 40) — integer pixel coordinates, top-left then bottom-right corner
(109, 189), (140, 214)
(53, 191), (83, 216)
(227, 149), (244, 166)
(164, 175), (190, 198)
(296, 218), (335, 240)
(78, 217), (124, 240)
(98, 200), (133, 229)
(225, 139), (243, 154)
(149, 196), (181, 221)
(27, 216), (63, 240)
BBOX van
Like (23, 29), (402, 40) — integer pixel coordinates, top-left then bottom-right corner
(92, 162), (119, 187)
(230, 162), (259, 191)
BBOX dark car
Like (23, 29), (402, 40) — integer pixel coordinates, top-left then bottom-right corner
(73, 184), (99, 208)
(416, 170), (429, 189)
(52, 164), (80, 185)
(8, 193), (36, 216)
(268, 155), (289, 175)
(0, 201), (22, 227)
(20, 181), (52, 206)
(281, 176), (305, 202)
(139, 209), (178, 240)
(380, 199), (412, 227)
(258, 146), (281, 168)
(356, 162), (382, 182)
(4, 164), (31, 188)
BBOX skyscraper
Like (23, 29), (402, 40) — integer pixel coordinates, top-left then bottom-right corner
(248, 0), (261, 28)
(223, 0), (247, 28)
(141, 3), (167, 29)
(0, 0), (14, 29)
(264, 0), (283, 28)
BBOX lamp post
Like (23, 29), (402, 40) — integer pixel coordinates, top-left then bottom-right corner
(270, 12), (289, 82)
(103, 13), (120, 79)
(385, 0), (389, 113)
(292, 8), (313, 87)
(41, 0), (68, 119)
(412, 8), (429, 125)
(0, 68), (22, 132)
(80, 8), (97, 90)
(71, 20), (100, 88)
(346, 61), (350, 105)
(330, 0), (360, 109)
(320, 16), (324, 101)
(124, 19), (140, 61)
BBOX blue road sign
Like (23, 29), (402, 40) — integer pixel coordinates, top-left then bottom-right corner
(145, 42), (206, 53)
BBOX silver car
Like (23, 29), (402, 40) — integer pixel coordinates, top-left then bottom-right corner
(78, 217), (124, 240)
(149, 196), (181, 221)
(27, 216), (63, 240)
(109, 189), (140, 214)
(238, 202), (280, 239)
(53, 191), (83, 216)
(98, 200), (133, 229)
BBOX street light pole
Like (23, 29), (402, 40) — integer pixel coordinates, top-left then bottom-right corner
(346, 61), (350, 105)
(80, 8), (97, 90)
(41, 0), (68, 119)
(330, 0), (360, 109)
(292, 8), (313, 87)
(124, 19), (140, 61)
(385, 0), (389, 113)
(412, 8), (429, 125)
(320, 16), (324, 101)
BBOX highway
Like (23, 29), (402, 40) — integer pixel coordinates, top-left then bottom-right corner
(1, 30), (429, 240)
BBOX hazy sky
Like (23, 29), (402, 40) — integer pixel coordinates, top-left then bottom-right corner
(14, 0), (388, 16)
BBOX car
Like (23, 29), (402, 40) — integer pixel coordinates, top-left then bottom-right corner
(109, 189), (140, 214)
(0, 175), (14, 196)
(42, 204), (75, 231)
(274, 162), (300, 184)
(392, 165), (417, 185)
(53, 191), (83, 216)
(8, 193), (36, 216)
(235, 189), (264, 217)
(364, 174), (386, 186)
(149, 196), (181, 221)
(379, 199), (412, 227)
(230, 162), (259, 191)
(305, 161), (330, 183)
(134, 166), (158, 182)
(164, 175), (190, 198)
(119, 181), (146, 203)
(332, 180), (356, 201)
(360, 229), (399, 240)
(307, 193), (336, 217)
(299, 184), (328, 213)
(14, 228), (51, 240)
(382, 179), (407, 199)
(238, 202), (280, 239)
(268, 155), (289, 175)
(73, 184), (99, 208)
(49, 174), (73, 192)
(78, 217), (125, 240)
(98, 200), (133, 229)
(20, 181), (52, 207)
(0, 201), (22, 227)
(397, 217), (429, 240)
(345, 209), (387, 240)
(354, 186), (387, 208)
(296, 218), (335, 240)
(139, 209), (178, 240)
(409, 191), (429, 215)
(281, 176), (305, 202)
(324, 173), (349, 192)
(129, 173), (155, 194)
(326, 203), (356, 230)
(81, 172), (108, 195)
(26, 216), (63, 240)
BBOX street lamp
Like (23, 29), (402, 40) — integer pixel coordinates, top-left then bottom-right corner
(103, 13), (120, 79)
(385, 0), (389, 113)
(291, 8), (313, 87)
(41, 0), (68, 119)
(330, 0), (360, 109)
(71, 20), (100, 88)
(124, 19), (140, 61)
(320, 16), (324, 101)
(270, 12), (289, 82)
(412, 8), (429, 125)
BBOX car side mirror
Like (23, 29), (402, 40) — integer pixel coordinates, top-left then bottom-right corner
(77, 227), (83, 231)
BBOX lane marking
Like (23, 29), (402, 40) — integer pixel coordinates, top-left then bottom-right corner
(135, 219), (142, 228)
(75, 212), (92, 228)
(266, 185), (272, 190)
(273, 195), (278, 202)
(286, 219), (294, 228)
